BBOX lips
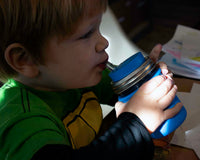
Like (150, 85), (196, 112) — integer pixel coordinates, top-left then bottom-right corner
(98, 58), (108, 70)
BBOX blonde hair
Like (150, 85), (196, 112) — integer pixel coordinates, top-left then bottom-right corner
(0, 0), (107, 82)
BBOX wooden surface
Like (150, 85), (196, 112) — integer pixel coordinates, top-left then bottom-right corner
(154, 144), (199, 160)
(174, 76), (200, 92)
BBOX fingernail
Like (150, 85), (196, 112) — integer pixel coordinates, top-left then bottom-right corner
(162, 69), (168, 75)
(161, 75), (167, 80)
(166, 75), (173, 80)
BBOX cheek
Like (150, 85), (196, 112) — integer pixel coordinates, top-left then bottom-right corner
(42, 59), (102, 89)
(72, 64), (102, 87)
(44, 50), (99, 88)
(75, 54), (96, 72)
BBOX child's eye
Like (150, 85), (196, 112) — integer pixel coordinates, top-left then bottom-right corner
(79, 30), (94, 39)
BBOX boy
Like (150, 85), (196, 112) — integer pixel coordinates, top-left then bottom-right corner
(0, 0), (182, 159)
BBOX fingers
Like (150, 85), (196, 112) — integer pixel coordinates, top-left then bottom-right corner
(158, 62), (168, 75)
(163, 103), (183, 120)
(159, 84), (177, 108)
(115, 101), (126, 117)
(139, 75), (166, 94)
(166, 72), (173, 80)
(115, 101), (125, 108)
(149, 76), (174, 100)
(158, 62), (173, 78)
(149, 44), (162, 62)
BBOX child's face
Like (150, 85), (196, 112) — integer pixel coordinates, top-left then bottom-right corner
(37, 11), (109, 91)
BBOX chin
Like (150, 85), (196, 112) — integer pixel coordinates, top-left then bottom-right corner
(86, 73), (102, 87)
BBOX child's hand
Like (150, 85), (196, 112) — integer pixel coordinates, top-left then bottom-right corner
(115, 75), (183, 133)
(149, 44), (173, 78)
(149, 43), (162, 62)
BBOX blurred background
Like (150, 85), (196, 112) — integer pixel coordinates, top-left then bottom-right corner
(103, 0), (200, 56)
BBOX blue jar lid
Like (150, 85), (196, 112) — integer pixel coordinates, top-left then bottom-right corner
(109, 52), (146, 82)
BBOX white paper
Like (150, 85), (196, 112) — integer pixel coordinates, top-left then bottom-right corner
(101, 104), (113, 118)
(171, 83), (200, 158)
(182, 33), (200, 59)
(163, 25), (200, 59)
(160, 53), (200, 79)
(161, 25), (200, 79)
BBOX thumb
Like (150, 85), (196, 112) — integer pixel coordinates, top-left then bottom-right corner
(149, 44), (162, 62)
(115, 101), (126, 117)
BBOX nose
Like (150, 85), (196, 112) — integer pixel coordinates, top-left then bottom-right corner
(95, 34), (109, 53)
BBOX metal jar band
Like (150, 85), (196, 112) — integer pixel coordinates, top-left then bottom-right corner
(111, 57), (156, 94)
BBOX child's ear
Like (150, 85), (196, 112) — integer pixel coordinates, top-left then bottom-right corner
(4, 43), (39, 78)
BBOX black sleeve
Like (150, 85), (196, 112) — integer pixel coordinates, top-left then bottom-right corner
(32, 112), (154, 160)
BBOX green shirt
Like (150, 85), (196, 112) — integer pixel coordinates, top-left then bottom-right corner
(0, 69), (115, 160)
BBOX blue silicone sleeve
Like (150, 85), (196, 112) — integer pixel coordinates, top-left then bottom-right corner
(109, 52), (187, 138)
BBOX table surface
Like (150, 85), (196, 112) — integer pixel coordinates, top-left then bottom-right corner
(174, 76), (200, 92)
